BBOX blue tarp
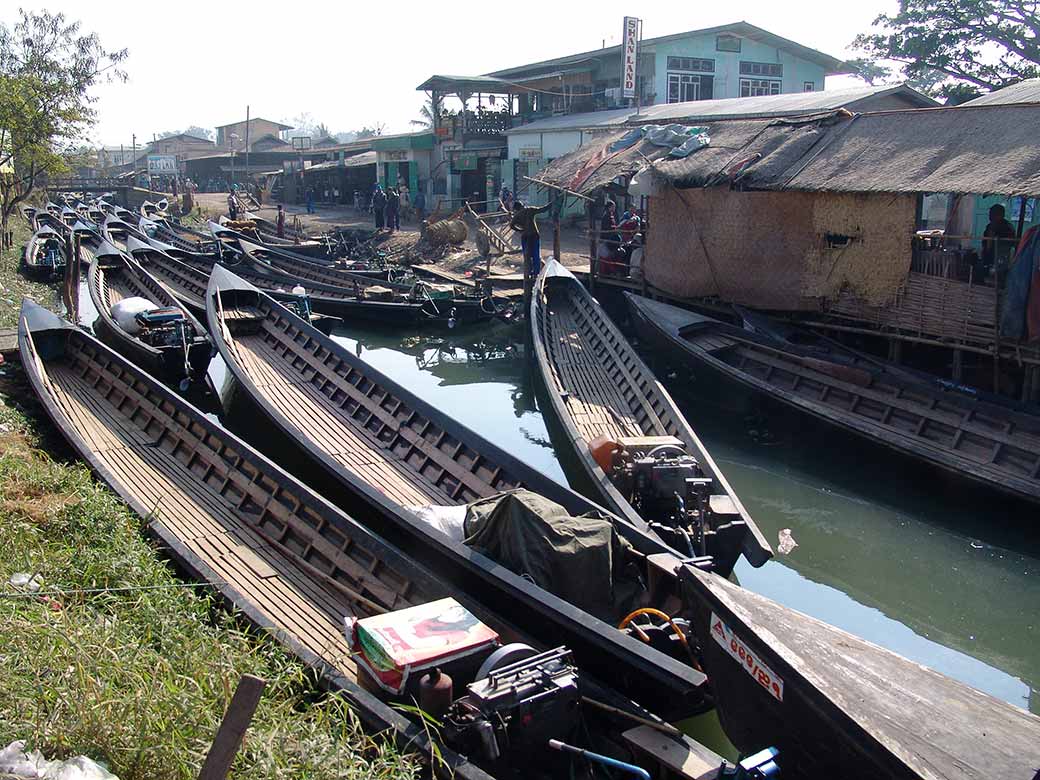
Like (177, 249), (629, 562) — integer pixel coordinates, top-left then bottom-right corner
(999, 227), (1038, 341)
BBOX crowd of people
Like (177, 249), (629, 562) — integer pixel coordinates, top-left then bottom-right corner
(364, 182), (427, 233)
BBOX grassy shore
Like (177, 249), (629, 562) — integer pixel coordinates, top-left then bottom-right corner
(0, 220), (63, 328)
(0, 217), (418, 779)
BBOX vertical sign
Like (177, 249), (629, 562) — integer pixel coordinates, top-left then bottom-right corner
(621, 16), (640, 100)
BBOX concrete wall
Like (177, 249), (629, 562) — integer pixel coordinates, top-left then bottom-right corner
(650, 34), (827, 103)
(645, 188), (917, 310)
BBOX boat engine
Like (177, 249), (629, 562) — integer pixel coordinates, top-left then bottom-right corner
(443, 646), (580, 765)
(591, 435), (714, 556)
(134, 308), (192, 349)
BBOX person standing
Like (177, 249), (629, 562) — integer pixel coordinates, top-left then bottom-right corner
(227, 191), (238, 221)
(306, 187), (315, 214)
(509, 199), (552, 278)
(386, 187), (401, 232)
(413, 187), (427, 224)
(371, 185), (387, 230)
(276, 204), (286, 238)
(981, 203), (1018, 280)
(500, 185), (513, 212)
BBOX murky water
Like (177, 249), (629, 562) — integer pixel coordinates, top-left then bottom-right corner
(320, 320), (1038, 718)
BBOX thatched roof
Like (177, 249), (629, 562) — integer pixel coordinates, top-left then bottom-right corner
(536, 104), (1040, 197)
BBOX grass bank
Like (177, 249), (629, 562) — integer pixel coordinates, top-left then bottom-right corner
(0, 219), (63, 328)
(0, 215), (418, 778)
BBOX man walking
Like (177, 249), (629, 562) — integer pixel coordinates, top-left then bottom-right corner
(509, 199), (553, 278)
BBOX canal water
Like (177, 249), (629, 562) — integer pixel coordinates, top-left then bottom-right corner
(318, 318), (1039, 720)
(77, 279), (1039, 723)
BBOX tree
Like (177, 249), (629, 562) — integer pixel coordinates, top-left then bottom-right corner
(0, 9), (126, 246)
(410, 92), (444, 128)
(852, 0), (1040, 98)
(354, 123), (386, 140)
(184, 125), (213, 141)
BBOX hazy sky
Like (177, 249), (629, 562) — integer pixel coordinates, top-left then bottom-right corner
(3, 1), (890, 146)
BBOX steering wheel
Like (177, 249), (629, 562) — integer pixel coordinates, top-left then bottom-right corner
(618, 608), (700, 669)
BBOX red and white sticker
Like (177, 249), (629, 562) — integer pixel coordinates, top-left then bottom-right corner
(710, 612), (784, 701)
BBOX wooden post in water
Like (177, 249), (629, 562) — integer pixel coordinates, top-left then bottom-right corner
(198, 674), (267, 780)
(62, 232), (81, 324)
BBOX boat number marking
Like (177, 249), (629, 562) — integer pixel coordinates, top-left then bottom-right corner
(710, 612), (784, 701)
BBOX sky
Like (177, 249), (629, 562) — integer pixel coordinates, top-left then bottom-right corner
(3, 0), (893, 147)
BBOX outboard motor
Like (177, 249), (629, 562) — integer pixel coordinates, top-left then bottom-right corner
(134, 308), (190, 348)
(443, 646), (580, 766)
(591, 435), (713, 556)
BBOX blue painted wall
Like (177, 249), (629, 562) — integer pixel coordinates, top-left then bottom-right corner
(650, 34), (826, 104)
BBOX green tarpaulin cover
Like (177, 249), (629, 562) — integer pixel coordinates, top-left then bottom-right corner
(463, 489), (641, 622)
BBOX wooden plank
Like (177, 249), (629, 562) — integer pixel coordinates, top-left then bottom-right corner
(197, 675), (268, 780)
(622, 726), (720, 780)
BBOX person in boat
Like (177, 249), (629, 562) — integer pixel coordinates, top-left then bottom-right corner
(276, 205), (286, 238)
(500, 185), (514, 212)
(371, 186), (387, 230)
(510, 199), (553, 278)
(227, 192), (238, 221)
(980, 203), (1018, 281)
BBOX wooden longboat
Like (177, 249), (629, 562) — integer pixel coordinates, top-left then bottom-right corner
(237, 239), (498, 328)
(676, 563), (1040, 780)
(205, 266), (714, 720)
(235, 236), (396, 286)
(627, 294), (1040, 505)
(84, 239), (213, 385)
(157, 238), (453, 328)
(21, 300), (700, 780)
(125, 237), (338, 334)
(22, 225), (67, 279)
(530, 261), (771, 576)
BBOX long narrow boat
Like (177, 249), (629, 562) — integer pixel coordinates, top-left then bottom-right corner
(627, 294), (1040, 505)
(21, 225), (67, 279)
(85, 238), (212, 386)
(237, 239), (499, 327)
(676, 562), (1040, 779)
(531, 260), (771, 575)
(205, 266), (713, 720)
(126, 236), (336, 333)
(235, 235), (396, 285)
(148, 236), (457, 328)
(19, 300), (714, 780)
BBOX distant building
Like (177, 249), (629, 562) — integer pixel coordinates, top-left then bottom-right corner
(147, 133), (215, 159)
(486, 21), (845, 114)
(215, 118), (292, 151)
(416, 21), (853, 210)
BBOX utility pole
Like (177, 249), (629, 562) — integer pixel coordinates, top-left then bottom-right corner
(244, 105), (250, 191)
(131, 134), (136, 179)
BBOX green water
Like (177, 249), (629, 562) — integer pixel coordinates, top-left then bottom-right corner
(326, 321), (1039, 719)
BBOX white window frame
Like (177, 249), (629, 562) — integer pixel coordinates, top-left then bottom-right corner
(740, 78), (781, 97)
(667, 73), (705, 103)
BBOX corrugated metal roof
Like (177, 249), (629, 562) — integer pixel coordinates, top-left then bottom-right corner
(504, 108), (635, 135)
(635, 84), (935, 122)
(962, 78), (1040, 106)
(504, 85), (935, 136)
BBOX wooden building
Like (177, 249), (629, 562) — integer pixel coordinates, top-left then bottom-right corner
(536, 103), (1040, 392)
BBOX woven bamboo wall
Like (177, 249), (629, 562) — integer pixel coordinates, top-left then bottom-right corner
(644, 188), (917, 311)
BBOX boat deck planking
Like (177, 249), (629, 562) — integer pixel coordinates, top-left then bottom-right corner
(218, 301), (508, 509)
(533, 264), (772, 573)
(629, 295), (1040, 503)
(682, 565), (1040, 780)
